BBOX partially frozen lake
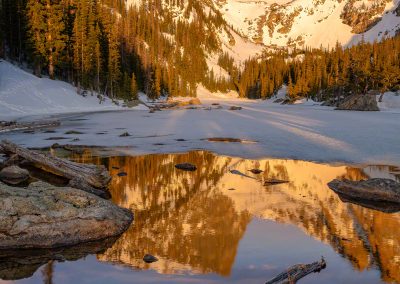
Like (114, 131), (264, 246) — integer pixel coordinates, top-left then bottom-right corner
(3, 150), (400, 283)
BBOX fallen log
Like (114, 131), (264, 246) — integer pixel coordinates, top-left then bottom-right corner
(0, 120), (60, 133)
(266, 258), (327, 284)
(68, 178), (111, 199)
(0, 140), (111, 189)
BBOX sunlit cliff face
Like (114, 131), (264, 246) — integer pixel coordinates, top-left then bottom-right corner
(71, 151), (400, 282)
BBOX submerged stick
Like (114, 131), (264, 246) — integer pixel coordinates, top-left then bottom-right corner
(265, 258), (327, 284)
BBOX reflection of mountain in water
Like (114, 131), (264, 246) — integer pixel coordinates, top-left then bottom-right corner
(70, 151), (400, 282)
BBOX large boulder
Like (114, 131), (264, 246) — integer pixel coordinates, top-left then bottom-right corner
(0, 181), (133, 249)
(328, 178), (400, 204)
(0, 166), (29, 185)
(336, 93), (379, 111)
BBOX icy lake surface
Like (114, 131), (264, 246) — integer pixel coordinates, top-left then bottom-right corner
(3, 151), (400, 284)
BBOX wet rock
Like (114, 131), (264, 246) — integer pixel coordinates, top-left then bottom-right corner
(212, 103), (220, 106)
(328, 178), (400, 204)
(143, 254), (158, 263)
(117, 172), (127, 177)
(0, 181), (133, 249)
(175, 163), (197, 171)
(249, 169), (263, 174)
(112, 166), (120, 170)
(0, 166), (29, 185)
(264, 179), (289, 186)
(336, 93), (379, 111)
(229, 106), (242, 110)
(119, 132), (131, 137)
(175, 139), (186, 142)
(228, 188), (236, 191)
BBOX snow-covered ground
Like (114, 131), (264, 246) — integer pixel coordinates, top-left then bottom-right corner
(0, 60), (146, 120)
(1, 60), (399, 166)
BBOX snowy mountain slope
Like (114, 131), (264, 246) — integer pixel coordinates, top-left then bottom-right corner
(125, 0), (399, 54)
(0, 61), (142, 120)
(216, 0), (400, 48)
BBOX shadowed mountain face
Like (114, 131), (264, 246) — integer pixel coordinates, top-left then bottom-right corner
(68, 150), (400, 283)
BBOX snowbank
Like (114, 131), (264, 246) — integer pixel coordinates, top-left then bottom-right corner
(0, 61), (144, 120)
(378, 92), (400, 112)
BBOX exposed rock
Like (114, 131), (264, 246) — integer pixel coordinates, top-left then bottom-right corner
(336, 94), (379, 111)
(328, 178), (400, 204)
(119, 132), (131, 137)
(0, 166), (29, 185)
(273, 98), (285, 103)
(0, 181), (133, 249)
(175, 163), (197, 171)
(117, 172), (127, 177)
(229, 106), (242, 110)
(143, 254), (158, 264)
(0, 237), (118, 280)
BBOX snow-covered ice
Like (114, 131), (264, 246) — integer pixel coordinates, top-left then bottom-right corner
(2, 93), (399, 167)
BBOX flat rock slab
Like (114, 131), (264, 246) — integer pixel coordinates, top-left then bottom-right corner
(328, 178), (400, 204)
(0, 181), (133, 249)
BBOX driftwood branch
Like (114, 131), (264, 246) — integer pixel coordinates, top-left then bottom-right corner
(0, 120), (60, 133)
(266, 258), (326, 284)
(0, 140), (111, 189)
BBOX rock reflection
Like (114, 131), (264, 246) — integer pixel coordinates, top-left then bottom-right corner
(70, 151), (400, 283)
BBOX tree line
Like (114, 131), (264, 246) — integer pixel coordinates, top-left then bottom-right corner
(0, 0), (399, 101)
(237, 36), (400, 100)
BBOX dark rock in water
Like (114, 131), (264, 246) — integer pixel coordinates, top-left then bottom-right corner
(43, 130), (57, 133)
(249, 169), (263, 174)
(112, 166), (120, 170)
(228, 188), (236, 191)
(45, 137), (68, 140)
(143, 254), (158, 263)
(336, 94), (379, 111)
(212, 103), (220, 106)
(175, 163), (197, 171)
(119, 132), (131, 137)
(71, 138), (80, 142)
(229, 106), (242, 110)
(0, 237), (118, 280)
(175, 139), (186, 142)
(264, 179), (289, 186)
(328, 178), (400, 204)
(0, 166), (29, 185)
(0, 181), (133, 249)
(337, 194), (400, 213)
(117, 172), (127, 177)
(65, 130), (84, 135)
